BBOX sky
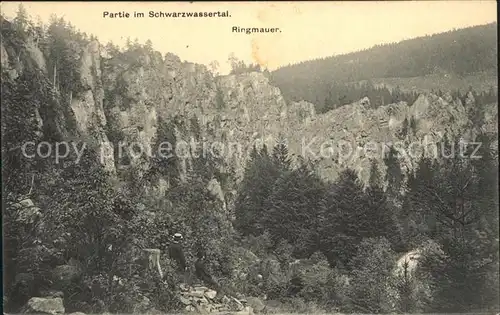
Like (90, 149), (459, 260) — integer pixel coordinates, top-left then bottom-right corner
(1, 1), (497, 74)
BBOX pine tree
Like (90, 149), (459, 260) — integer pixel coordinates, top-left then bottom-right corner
(319, 169), (365, 268)
(234, 145), (280, 236)
(363, 162), (399, 246)
(392, 85), (402, 103)
(145, 39), (153, 52)
(469, 133), (499, 249)
(271, 138), (291, 172)
(348, 237), (396, 313)
(409, 137), (499, 311)
(397, 118), (409, 140)
(125, 37), (132, 49)
(13, 4), (29, 34)
(262, 161), (326, 257)
(146, 117), (179, 185)
(368, 160), (382, 189)
(384, 145), (403, 198)
(133, 37), (140, 49)
(104, 41), (120, 58)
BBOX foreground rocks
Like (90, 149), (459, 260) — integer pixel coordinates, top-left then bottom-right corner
(179, 284), (254, 314)
(21, 297), (65, 314)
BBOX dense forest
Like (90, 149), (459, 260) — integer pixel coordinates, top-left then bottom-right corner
(270, 23), (498, 113)
(234, 136), (499, 313)
(2, 6), (499, 315)
(304, 81), (498, 114)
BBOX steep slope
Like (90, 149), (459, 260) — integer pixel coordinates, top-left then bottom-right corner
(1, 18), (115, 173)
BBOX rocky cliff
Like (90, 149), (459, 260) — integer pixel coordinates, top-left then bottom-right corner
(2, 20), (497, 192)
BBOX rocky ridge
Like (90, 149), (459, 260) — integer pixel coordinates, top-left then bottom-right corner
(1, 22), (497, 191)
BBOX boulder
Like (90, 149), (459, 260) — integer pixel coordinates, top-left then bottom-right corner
(360, 96), (371, 107)
(204, 289), (217, 300)
(21, 297), (65, 314)
(188, 291), (205, 298)
(179, 296), (191, 305)
(179, 283), (190, 291)
(18, 199), (35, 208)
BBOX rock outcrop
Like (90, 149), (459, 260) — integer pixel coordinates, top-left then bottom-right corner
(1, 19), (497, 189)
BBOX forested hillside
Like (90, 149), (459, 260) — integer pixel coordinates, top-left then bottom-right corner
(270, 23), (498, 113)
(2, 6), (499, 315)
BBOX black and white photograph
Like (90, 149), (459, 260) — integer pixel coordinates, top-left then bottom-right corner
(1, 1), (498, 314)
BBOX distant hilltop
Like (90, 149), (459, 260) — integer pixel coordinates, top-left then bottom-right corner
(270, 23), (498, 111)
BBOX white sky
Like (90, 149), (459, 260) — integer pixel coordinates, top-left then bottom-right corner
(1, 1), (497, 74)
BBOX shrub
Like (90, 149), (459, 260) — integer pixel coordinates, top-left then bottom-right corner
(347, 237), (397, 313)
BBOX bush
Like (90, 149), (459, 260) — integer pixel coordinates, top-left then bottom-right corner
(347, 237), (397, 313)
(325, 267), (352, 312)
(294, 252), (333, 302)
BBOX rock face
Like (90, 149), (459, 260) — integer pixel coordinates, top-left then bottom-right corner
(283, 93), (477, 184)
(1, 20), (497, 188)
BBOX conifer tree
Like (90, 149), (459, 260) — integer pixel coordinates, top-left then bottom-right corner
(363, 161), (399, 245)
(262, 160), (326, 257)
(384, 145), (403, 199)
(13, 4), (29, 34)
(235, 145), (280, 236)
(271, 137), (291, 171)
(319, 169), (365, 267)
(408, 137), (499, 311)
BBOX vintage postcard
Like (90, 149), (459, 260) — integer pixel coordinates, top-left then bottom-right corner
(1, 1), (498, 314)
